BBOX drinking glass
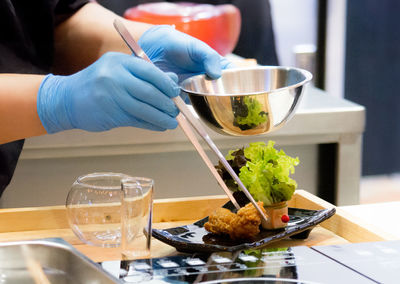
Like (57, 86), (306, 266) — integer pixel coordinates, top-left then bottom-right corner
(66, 172), (131, 248)
(120, 177), (154, 261)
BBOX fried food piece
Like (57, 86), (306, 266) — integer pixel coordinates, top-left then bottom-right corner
(204, 208), (236, 235)
(229, 201), (266, 240)
(204, 201), (267, 240)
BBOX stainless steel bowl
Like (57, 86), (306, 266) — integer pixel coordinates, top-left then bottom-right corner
(180, 66), (312, 136)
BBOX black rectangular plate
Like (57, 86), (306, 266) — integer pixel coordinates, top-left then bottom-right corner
(152, 200), (336, 253)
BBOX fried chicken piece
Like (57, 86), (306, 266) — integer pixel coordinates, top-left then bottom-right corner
(229, 201), (266, 240)
(204, 208), (236, 235)
(204, 201), (267, 240)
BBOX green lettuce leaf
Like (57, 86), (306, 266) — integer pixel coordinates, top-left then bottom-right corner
(216, 141), (299, 205)
(232, 96), (268, 130)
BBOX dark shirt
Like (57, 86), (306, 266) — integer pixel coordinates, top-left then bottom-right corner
(0, 0), (89, 197)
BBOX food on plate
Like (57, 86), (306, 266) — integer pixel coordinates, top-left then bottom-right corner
(204, 201), (267, 240)
(204, 207), (236, 236)
(230, 201), (267, 240)
(215, 141), (299, 230)
(215, 141), (299, 207)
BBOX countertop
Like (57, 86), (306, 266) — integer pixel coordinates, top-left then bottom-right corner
(20, 86), (364, 160)
(341, 202), (400, 238)
(3, 82), (365, 209)
(0, 191), (393, 263)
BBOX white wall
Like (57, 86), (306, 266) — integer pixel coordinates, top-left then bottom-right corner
(270, 0), (318, 67)
(325, 0), (347, 98)
(270, 0), (347, 99)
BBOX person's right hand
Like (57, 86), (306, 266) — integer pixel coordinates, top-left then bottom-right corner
(37, 52), (180, 134)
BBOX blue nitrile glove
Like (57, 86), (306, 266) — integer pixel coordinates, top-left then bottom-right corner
(138, 25), (234, 82)
(37, 52), (180, 134)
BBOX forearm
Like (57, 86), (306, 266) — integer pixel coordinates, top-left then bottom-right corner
(53, 2), (153, 74)
(0, 75), (47, 144)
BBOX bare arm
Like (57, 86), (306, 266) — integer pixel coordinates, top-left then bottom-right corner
(0, 3), (153, 144)
(0, 75), (46, 144)
(53, 2), (153, 74)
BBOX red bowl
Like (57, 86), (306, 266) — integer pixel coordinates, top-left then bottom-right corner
(124, 2), (241, 56)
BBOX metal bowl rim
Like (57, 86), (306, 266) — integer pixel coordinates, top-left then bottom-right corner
(180, 65), (313, 97)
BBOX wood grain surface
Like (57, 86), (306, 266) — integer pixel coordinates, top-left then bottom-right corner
(0, 190), (395, 262)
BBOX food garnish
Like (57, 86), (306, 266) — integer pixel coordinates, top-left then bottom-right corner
(215, 141), (299, 206)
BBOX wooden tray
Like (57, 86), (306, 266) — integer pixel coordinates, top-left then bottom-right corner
(0, 190), (395, 262)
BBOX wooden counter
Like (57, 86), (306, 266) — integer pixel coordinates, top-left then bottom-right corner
(341, 201), (400, 238)
(0, 190), (395, 262)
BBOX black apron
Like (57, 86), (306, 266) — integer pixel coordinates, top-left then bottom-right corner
(0, 0), (89, 197)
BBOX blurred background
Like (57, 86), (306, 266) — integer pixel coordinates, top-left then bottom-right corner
(95, 0), (400, 204)
(2, 0), (400, 207)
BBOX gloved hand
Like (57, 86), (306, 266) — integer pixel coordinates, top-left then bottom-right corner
(138, 25), (234, 82)
(37, 52), (180, 134)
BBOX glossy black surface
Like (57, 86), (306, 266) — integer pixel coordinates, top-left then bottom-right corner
(101, 246), (374, 284)
(152, 199), (336, 253)
(314, 240), (400, 284)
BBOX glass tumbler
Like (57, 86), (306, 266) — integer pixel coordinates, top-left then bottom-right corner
(120, 177), (153, 260)
(66, 172), (131, 248)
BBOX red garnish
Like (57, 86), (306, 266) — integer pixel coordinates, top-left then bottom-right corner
(281, 215), (290, 223)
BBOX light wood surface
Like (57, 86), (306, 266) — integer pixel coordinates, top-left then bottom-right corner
(341, 201), (400, 238)
(288, 190), (397, 242)
(0, 190), (396, 262)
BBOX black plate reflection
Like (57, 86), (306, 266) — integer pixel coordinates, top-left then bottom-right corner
(152, 199), (335, 253)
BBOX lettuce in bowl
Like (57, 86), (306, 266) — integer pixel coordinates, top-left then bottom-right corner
(216, 141), (299, 206)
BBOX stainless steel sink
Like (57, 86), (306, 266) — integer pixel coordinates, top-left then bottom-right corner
(0, 238), (120, 283)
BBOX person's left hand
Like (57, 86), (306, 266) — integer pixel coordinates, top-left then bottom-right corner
(138, 25), (233, 82)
